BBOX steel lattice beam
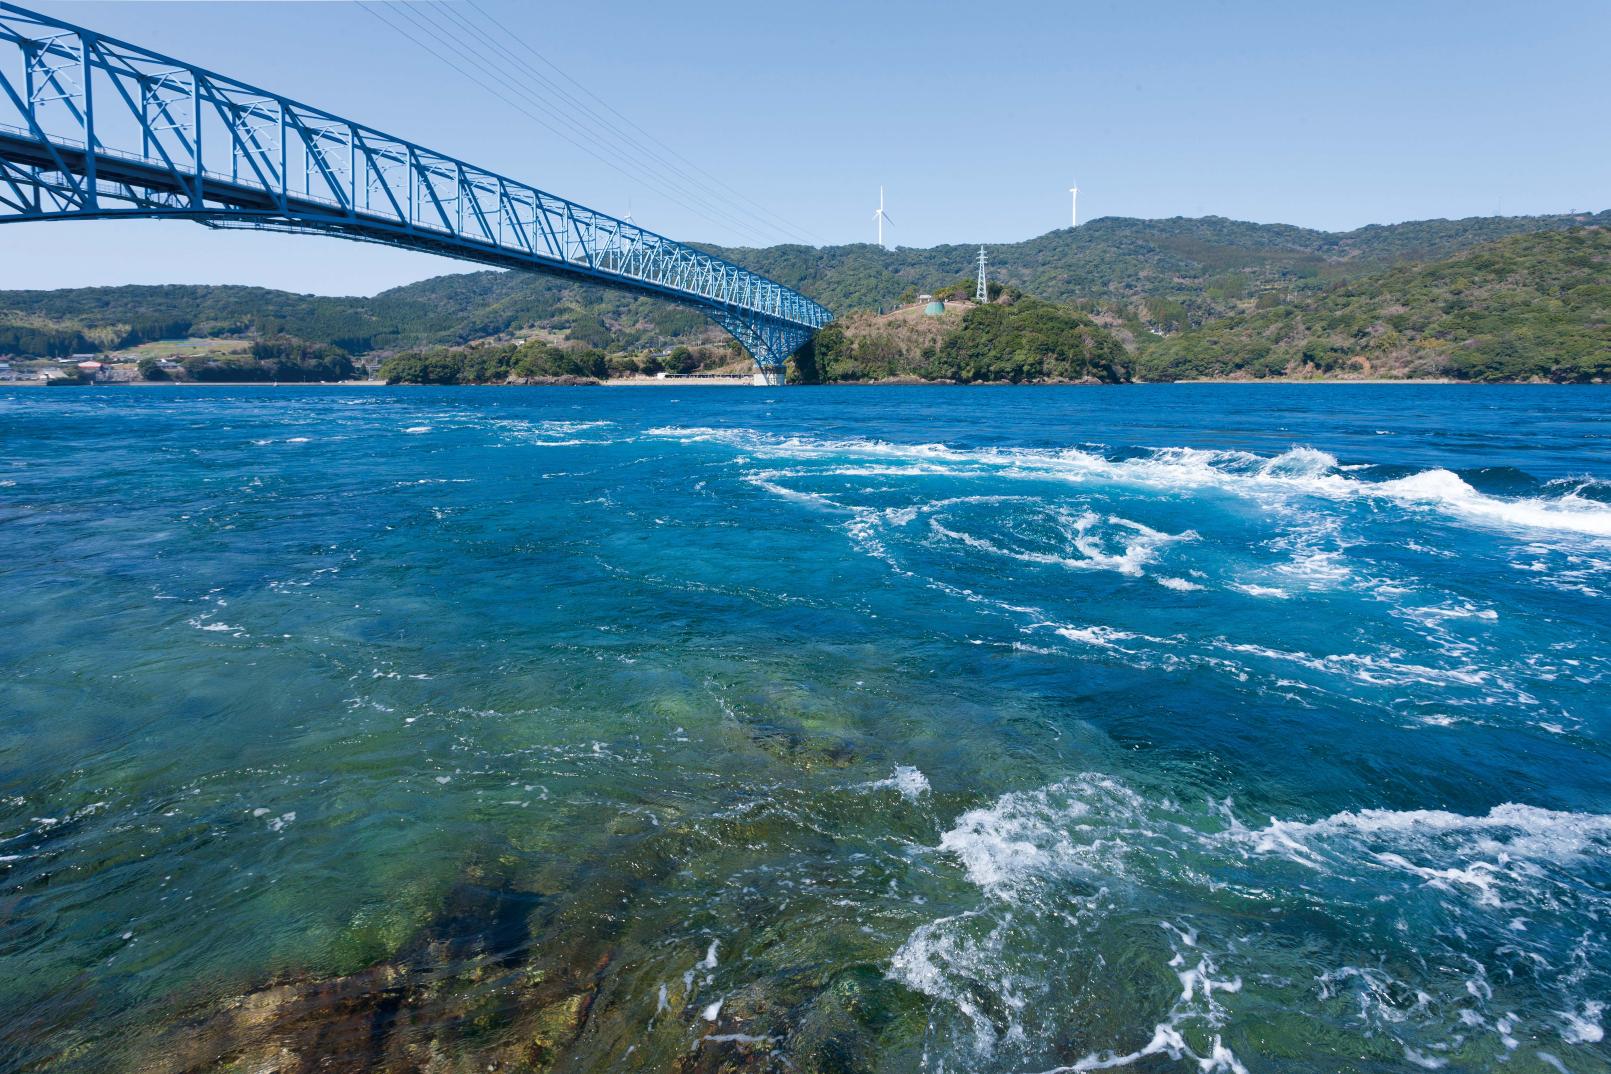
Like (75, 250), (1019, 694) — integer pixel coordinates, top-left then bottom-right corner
(0, 3), (832, 374)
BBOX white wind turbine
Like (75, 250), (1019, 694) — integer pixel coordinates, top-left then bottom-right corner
(874, 185), (894, 248)
(1069, 182), (1079, 228)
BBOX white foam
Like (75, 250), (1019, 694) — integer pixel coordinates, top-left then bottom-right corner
(744, 475), (845, 511)
(1560, 1001), (1604, 1044)
(1051, 624), (1143, 650)
(1231, 583), (1289, 599)
(931, 777), (1134, 895)
(1379, 469), (1611, 537)
(1238, 801), (1611, 868)
(895, 774), (1611, 1069)
(643, 426), (1611, 539)
(930, 509), (1194, 578)
(1403, 1047), (1448, 1069)
(1217, 641), (1496, 691)
(870, 764), (931, 800)
(402, 425), (431, 434)
(187, 615), (243, 634)
(700, 1033), (775, 1045)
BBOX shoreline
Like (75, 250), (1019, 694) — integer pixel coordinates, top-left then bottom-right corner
(1167, 377), (1465, 385)
(5, 376), (1599, 389)
(2, 379), (391, 388)
(603, 376), (754, 387)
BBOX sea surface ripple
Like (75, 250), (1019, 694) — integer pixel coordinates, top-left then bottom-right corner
(1, 384), (1608, 1073)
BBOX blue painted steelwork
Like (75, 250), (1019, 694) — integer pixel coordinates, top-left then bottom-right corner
(0, 3), (831, 378)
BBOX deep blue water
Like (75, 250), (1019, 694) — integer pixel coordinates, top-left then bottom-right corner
(2, 384), (1609, 1073)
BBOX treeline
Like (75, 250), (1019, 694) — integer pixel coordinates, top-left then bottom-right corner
(796, 298), (1131, 384)
(0, 318), (196, 357)
(1137, 229), (1611, 383)
(0, 277), (714, 358)
(138, 337), (355, 382)
(377, 339), (745, 384)
(379, 340), (607, 384)
(0, 325), (95, 357)
(8, 212), (1611, 365)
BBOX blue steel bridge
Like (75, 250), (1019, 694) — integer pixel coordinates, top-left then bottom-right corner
(0, 4), (832, 385)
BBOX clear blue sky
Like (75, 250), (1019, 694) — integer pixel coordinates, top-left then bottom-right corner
(4, 0), (1608, 295)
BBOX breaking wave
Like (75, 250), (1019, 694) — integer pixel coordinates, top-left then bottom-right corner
(645, 426), (1611, 537)
(891, 774), (1611, 1072)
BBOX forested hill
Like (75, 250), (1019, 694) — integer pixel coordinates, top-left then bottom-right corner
(703, 210), (1611, 316)
(1, 210), (1607, 365)
(1138, 228), (1611, 382)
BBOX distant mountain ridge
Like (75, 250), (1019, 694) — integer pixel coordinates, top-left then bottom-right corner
(1, 210), (1607, 365)
(702, 211), (1611, 315)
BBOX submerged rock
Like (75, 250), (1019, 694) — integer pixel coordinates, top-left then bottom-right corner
(128, 859), (613, 1074)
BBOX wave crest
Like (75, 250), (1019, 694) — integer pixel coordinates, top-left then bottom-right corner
(645, 426), (1611, 537)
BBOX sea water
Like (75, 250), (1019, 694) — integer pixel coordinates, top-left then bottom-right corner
(1, 384), (1607, 1073)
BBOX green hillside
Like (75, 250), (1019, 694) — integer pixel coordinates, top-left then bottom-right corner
(795, 297), (1131, 385)
(0, 277), (709, 358)
(704, 211), (1611, 324)
(1137, 228), (1611, 383)
(1, 211), (1608, 384)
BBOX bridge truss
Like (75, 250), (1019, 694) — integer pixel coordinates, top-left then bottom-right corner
(0, 3), (831, 382)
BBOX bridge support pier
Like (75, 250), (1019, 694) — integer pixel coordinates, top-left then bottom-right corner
(713, 310), (816, 388)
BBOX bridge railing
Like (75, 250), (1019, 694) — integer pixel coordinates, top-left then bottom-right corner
(0, 3), (832, 346)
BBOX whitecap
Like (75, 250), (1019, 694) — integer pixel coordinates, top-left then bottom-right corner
(642, 426), (1611, 539)
(895, 773), (1611, 1070)
(1378, 468), (1611, 537)
(1230, 583), (1289, 599)
(869, 764), (931, 801)
(1560, 1001), (1604, 1044)
(928, 510), (1194, 578)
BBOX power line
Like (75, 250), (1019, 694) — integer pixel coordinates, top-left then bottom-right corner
(431, 2), (819, 246)
(398, 1), (796, 246)
(462, 0), (824, 247)
(363, 0), (775, 245)
(355, 1), (778, 246)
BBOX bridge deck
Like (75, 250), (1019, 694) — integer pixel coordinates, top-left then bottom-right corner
(0, 3), (831, 375)
(0, 127), (782, 316)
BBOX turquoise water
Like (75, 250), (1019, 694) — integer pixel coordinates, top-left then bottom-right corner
(2, 384), (1609, 1073)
